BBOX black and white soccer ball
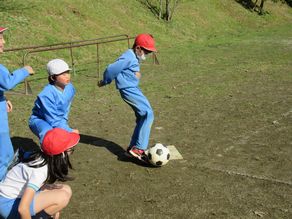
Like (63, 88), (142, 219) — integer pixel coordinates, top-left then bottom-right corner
(147, 143), (170, 166)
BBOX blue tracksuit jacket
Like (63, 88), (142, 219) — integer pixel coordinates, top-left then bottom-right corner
(0, 64), (29, 181)
(101, 49), (154, 150)
(29, 83), (75, 143)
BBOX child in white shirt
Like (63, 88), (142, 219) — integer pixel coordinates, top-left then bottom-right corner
(0, 128), (80, 219)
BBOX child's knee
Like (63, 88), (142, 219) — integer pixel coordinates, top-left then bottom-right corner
(61, 184), (72, 198)
(147, 109), (154, 121)
(140, 108), (153, 117)
(57, 185), (72, 207)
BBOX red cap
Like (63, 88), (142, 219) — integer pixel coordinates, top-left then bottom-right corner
(134, 33), (157, 52)
(42, 128), (80, 155)
(0, 27), (7, 33)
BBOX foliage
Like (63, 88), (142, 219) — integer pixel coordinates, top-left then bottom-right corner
(273, 0), (292, 6)
(236, 0), (291, 15)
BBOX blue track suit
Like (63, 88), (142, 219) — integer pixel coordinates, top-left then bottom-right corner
(29, 83), (75, 143)
(101, 49), (154, 150)
(0, 64), (29, 181)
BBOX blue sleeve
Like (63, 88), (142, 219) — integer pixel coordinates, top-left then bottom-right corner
(0, 64), (30, 91)
(56, 119), (73, 132)
(61, 83), (75, 131)
(38, 94), (73, 132)
(102, 56), (131, 85)
(64, 83), (76, 99)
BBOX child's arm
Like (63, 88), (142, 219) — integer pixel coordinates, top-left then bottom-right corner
(18, 187), (35, 219)
(99, 56), (129, 86)
(38, 93), (73, 132)
(0, 64), (33, 91)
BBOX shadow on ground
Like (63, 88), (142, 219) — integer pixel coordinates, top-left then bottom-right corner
(11, 137), (40, 152)
(79, 134), (153, 167)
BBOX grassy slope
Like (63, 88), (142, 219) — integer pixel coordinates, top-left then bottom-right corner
(0, 0), (291, 78)
(0, 0), (291, 47)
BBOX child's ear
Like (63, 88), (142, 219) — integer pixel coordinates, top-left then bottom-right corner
(135, 46), (142, 54)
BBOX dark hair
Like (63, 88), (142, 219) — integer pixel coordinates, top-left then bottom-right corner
(45, 152), (73, 184)
(132, 44), (152, 54)
(48, 75), (56, 84)
(21, 149), (73, 184)
(132, 43), (137, 50)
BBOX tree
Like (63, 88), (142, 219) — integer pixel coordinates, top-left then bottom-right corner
(142, 0), (180, 21)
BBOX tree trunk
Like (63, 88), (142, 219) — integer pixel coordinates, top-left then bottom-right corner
(165, 0), (171, 21)
(253, 0), (258, 10)
(169, 0), (179, 21)
(159, 0), (162, 19)
(259, 0), (265, 15)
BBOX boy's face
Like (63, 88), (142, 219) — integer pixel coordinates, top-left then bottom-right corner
(55, 71), (71, 87)
(135, 46), (152, 61)
(0, 33), (5, 53)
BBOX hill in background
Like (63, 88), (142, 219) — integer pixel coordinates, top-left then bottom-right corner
(0, 0), (291, 49)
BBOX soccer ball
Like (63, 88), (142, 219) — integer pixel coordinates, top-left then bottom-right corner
(148, 143), (170, 166)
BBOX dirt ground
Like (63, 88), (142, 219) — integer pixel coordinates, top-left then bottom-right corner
(8, 28), (292, 218)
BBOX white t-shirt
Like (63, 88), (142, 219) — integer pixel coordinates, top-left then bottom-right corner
(0, 158), (48, 199)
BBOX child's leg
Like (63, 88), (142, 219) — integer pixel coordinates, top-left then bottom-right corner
(29, 117), (53, 144)
(120, 87), (154, 150)
(0, 101), (14, 181)
(129, 111), (142, 147)
(33, 184), (72, 217)
(0, 194), (45, 219)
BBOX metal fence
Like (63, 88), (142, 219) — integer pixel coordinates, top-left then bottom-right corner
(5, 34), (159, 95)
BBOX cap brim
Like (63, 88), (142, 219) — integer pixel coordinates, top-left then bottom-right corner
(65, 132), (80, 151)
(53, 68), (72, 75)
(144, 47), (157, 52)
(0, 27), (8, 33)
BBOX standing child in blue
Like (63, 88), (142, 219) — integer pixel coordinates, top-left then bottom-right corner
(0, 26), (35, 181)
(29, 58), (79, 144)
(0, 128), (80, 219)
(98, 33), (157, 162)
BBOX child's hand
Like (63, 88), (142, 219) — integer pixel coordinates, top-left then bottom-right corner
(97, 80), (105, 87)
(72, 129), (79, 134)
(135, 72), (141, 79)
(24, 66), (35, 75)
(6, 100), (12, 112)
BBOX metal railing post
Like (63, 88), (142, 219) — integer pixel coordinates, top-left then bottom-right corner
(96, 43), (100, 79)
(69, 43), (75, 75)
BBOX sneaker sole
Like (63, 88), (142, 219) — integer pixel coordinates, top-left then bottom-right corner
(128, 151), (149, 163)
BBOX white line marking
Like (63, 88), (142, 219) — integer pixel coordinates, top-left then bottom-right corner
(168, 145), (183, 160)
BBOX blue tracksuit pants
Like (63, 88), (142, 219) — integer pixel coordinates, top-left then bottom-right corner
(0, 100), (14, 181)
(119, 87), (154, 150)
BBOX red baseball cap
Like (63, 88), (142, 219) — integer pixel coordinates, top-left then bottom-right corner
(0, 27), (7, 33)
(42, 128), (80, 155)
(134, 33), (157, 52)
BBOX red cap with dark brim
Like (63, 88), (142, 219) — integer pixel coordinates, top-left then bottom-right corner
(42, 128), (80, 156)
(0, 27), (8, 33)
(135, 33), (157, 52)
